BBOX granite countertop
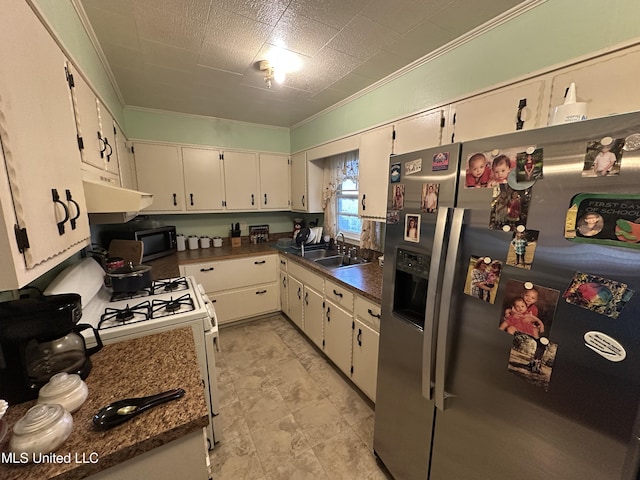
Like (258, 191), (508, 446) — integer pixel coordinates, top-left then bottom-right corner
(0, 328), (208, 480)
(171, 241), (383, 303)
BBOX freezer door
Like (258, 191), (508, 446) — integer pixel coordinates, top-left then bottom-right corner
(374, 145), (460, 480)
(430, 113), (640, 480)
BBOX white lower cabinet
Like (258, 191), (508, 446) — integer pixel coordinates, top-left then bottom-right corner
(352, 296), (381, 401)
(210, 283), (279, 325)
(324, 300), (353, 377)
(303, 286), (323, 350)
(180, 254), (278, 325)
(287, 276), (303, 330)
(283, 259), (381, 402)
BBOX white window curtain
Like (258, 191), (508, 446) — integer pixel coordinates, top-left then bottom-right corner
(322, 151), (358, 239)
(360, 219), (383, 251)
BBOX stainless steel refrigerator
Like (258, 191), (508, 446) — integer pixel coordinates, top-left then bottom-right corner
(374, 112), (640, 480)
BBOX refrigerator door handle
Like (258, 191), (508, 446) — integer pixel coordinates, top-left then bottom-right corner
(434, 207), (465, 411)
(421, 207), (450, 401)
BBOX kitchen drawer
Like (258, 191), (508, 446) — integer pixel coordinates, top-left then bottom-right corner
(183, 254), (277, 293)
(354, 296), (381, 332)
(210, 282), (279, 325)
(325, 280), (354, 313)
(288, 261), (324, 293)
(279, 254), (288, 271)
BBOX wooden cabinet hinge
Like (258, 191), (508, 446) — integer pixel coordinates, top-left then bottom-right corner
(14, 225), (29, 253)
(219, 153), (224, 160)
(77, 135), (84, 151)
(440, 116), (446, 129)
(352, 321), (355, 330)
(392, 128), (396, 140)
(350, 366), (354, 374)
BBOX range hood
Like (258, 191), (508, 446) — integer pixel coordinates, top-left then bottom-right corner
(83, 179), (153, 224)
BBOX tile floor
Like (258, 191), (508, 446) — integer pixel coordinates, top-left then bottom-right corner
(209, 314), (392, 480)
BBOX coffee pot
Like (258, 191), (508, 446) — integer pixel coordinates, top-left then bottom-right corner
(0, 294), (103, 404)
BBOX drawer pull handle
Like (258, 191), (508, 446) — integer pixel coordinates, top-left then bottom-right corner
(333, 289), (343, 298)
(326, 306), (330, 322)
(256, 290), (267, 295)
(367, 308), (381, 319)
(297, 287), (302, 300)
(357, 328), (362, 346)
(210, 299), (216, 303)
(305, 291), (308, 305)
(200, 267), (214, 272)
(254, 260), (266, 265)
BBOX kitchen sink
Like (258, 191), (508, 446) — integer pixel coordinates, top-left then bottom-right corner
(313, 255), (366, 269)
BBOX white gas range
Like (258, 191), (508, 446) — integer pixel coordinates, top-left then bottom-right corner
(44, 258), (221, 449)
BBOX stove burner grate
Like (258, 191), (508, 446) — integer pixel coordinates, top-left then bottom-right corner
(110, 288), (152, 302)
(151, 294), (195, 318)
(152, 277), (189, 294)
(99, 301), (151, 329)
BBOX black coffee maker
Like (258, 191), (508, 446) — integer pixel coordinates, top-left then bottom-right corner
(0, 293), (103, 404)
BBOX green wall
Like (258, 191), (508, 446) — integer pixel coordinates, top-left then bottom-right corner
(124, 109), (290, 153)
(290, 0), (640, 152)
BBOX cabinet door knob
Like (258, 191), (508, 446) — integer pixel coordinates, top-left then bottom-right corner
(251, 194), (255, 206)
(190, 193), (194, 206)
(264, 193), (268, 205)
(301, 195), (305, 207)
(98, 131), (107, 158)
(357, 328), (362, 346)
(361, 194), (366, 210)
(304, 291), (308, 305)
(326, 306), (330, 321)
(297, 287), (302, 299)
(173, 193), (177, 206)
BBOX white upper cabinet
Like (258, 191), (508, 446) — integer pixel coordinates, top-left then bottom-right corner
(0, 0), (90, 289)
(223, 151), (259, 210)
(182, 147), (225, 211)
(450, 79), (547, 142)
(548, 45), (640, 122)
(259, 153), (290, 210)
(134, 143), (184, 211)
(113, 124), (137, 191)
(358, 125), (394, 219)
(393, 109), (446, 155)
(68, 67), (119, 179)
(290, 152), (307, 211)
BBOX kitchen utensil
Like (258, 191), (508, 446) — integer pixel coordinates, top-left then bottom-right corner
(37, 372), (88, 413)
(92, 388), (185, 430)
(295, 227), (310, 245)
(104, 257), (125, 272)
(107, 239), (144, 266)
(106, 262), (152, 293)
(306, 227), (316, 244)
(9, 404), (73, 458)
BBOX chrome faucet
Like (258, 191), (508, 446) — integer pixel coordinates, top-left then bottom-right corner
(300, 242), (305, 257)
(336, 232), (345, 254)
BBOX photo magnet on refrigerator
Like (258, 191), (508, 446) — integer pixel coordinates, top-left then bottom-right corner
(499, 279), (560, 339)
(565, 193), (640, 250)
(506, 227), (539, 270)
(508, 333), (557, 392)
(581, 136), (625, 177)
(584, 331), (626, 362)
(432, 151), (449, 171)
(390, 162), (401, 183)
(421, 183), (439, 213)
(405, 158), (422, 175)
(391, 184), (405, 210)
(463, 256), (503, 304)
(563, 272), (634, 319)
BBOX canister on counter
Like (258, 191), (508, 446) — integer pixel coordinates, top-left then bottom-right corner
(176, 234), (186, 251)
(187, 235), (199, 250)
(200, 236), (211, 248)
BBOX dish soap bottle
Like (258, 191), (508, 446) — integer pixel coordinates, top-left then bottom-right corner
(549, 82), (587, 126)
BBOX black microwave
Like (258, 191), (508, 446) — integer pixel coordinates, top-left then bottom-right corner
(101, 225), (177, 261)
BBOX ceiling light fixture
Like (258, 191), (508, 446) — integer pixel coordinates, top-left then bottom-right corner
(259, 60), (283, 89)
(258, 45), (303, 89)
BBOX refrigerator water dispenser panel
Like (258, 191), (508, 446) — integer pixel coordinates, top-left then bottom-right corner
(393, 248), (430, 329)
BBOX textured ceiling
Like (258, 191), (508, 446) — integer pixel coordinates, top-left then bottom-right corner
(79, 0), (524, 127)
